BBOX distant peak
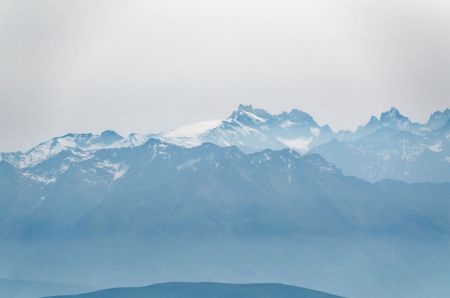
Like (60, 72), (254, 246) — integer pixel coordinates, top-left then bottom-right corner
(237, 104), (255, 111)
(101, 130), (120, 137)
(383, 107), (400, 118)
(236, 104), (271, 115)
(366, 115), (379, 126)
(230, 105), (321, 127)
(429, 108), (450, 119)
(288, 108), (312, 118)
(389, 107), (399, 113)
(229, 104), (270, 123)
(61, 132), (93, 138)
(380, 107), (409, 123)
(285, 108), (317, 125)
(428, 108), (450, 128)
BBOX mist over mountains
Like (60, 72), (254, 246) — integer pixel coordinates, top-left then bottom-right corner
(2, 139), (450, 241)
(1, 105), (450, 298)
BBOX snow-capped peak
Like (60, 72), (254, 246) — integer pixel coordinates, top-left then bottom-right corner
(2, 131), (145, 168)
(156, 105), (332, 152)
(159, 120), (222, 147)
(228, 104), (271, 126)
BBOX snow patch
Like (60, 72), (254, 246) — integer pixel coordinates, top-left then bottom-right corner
(95, 160), (129, 181)
(277, 137), (312, 152)
(310, 127), (320, 137)
(235, 123), (262, 136)
(23, 172), (57, 184)
(429, 142), (443, 152)
(162, 120), (222, 147)
(119, 134), (149, 148)
(165, 120), (222, 139)
(239, 110), (267, 123)
(176, 158), (201, 170)
(280, 120), (295, 129)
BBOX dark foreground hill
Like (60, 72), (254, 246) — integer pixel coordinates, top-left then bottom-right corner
(45, 282), (344, 298)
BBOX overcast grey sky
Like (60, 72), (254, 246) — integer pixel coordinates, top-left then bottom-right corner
(1, 0), (450, 152)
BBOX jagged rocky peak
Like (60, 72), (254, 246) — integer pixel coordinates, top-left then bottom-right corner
(375, 107), (411, 131)
(427, 108), (450, 129)
(380, 107), (410, 123)
(366, 115), (380, 126)
(62, 132), (92, 138)
(61, 132), (94, 141)
(285, 108), (317, 125)
(228, 104), (271, 124)
(229, 104), (319, 128)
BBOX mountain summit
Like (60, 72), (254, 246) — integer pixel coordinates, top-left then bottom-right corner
(160, 104), (333, 152)
(379, 107), (411, 129)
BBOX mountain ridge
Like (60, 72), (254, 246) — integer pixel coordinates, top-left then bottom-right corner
(1, 135), (450, 298)
(1, 105), (449, 183)
(1, 138), (449, 240)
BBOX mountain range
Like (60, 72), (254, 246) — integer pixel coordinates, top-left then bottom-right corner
(1, 105), (450, 298)
(314, 108), (450, 182)
(1, 139), (450, 240)
(2, 105), (449, 183)
(1, 138), (450, 297)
